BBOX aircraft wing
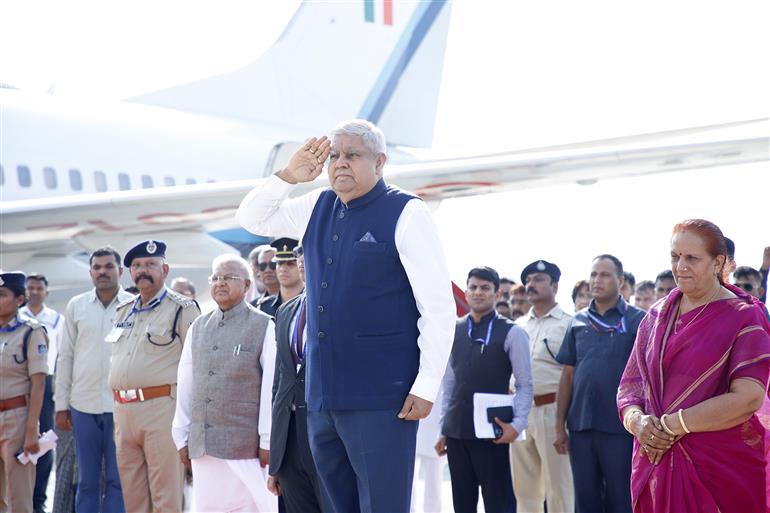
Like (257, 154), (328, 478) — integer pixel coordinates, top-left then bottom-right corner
(2, 118), (767, 284)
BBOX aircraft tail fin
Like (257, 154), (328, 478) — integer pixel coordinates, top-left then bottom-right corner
(128, 1), (451, 147)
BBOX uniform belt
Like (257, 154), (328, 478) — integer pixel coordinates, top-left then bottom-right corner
(0, 395), (27, 411)
(113, 384), (172, 404)
(533, 392), (556, 407)
(290, 403), (306, 411)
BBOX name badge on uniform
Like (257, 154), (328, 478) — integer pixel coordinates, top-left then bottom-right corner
(105, 326), (125, 343)
(115, 320), (134, 329)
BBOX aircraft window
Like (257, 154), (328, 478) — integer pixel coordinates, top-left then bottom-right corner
(69, 169), (83, 190)
(141, 175), (153, 188)
(44, 167), (58, 189)
(118, 173), (131, 190)
(164, 176), (175, 186)
(185, 178), (196, 185)
(17, 165), (31, 187)
(94, 171), (107, 192)
(0, 165), (4, 186)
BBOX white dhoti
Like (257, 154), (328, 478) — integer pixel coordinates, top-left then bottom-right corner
(190, 455), (277, 513)
(411, 389), (444, 513)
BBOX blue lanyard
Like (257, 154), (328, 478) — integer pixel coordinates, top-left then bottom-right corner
(0, 315), (23, 333)
(292, 296), (306, 360)
(586, 309), (627, 334)
(467, 311), (497, 347)
(127, 290), (167, 320)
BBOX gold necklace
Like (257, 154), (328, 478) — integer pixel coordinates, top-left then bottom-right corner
(674, 286), (721, 334)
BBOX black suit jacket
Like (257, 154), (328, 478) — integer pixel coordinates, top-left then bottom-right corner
(268, 294), (313, 475)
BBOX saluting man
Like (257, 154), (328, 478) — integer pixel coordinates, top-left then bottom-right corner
(237, 119), (456, 513)
(0, 272), (48, 513)
(108, 240), (201, 513)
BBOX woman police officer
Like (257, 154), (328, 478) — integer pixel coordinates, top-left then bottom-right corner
(0, 271), (48, 513)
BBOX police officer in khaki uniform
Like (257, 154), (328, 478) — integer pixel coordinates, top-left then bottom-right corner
(0, 272), (48, 513)
(108, 240), (200, 513)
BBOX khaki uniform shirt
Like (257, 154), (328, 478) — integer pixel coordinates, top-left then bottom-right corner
(108, 287), (200, 390)
(0, 317), (48, 399)
(55, 288), (134, 414)
(517, 304), (572, 396)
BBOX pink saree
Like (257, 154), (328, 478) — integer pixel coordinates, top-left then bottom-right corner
(617, 284), (770, 513)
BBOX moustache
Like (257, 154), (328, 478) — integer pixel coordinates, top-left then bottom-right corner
(526, 287), (538, 294)
(135, 274), (154, 284)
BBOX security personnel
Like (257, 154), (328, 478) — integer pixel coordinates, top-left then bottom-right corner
(0, 272), (48, 513)
(510, 260), (574, 513)
(108, 240), (200, 513)
(259, 238), (303, 318)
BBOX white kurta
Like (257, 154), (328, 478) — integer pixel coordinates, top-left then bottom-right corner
(236, 174), (456, 403)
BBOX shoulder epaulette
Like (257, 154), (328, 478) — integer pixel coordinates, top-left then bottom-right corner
(21, 318), (45, 331)
(116, 297), (135, 310)
(166, 290), (199, 310)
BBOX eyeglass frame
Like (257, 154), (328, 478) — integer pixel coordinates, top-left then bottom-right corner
(208, 274), (247, 285)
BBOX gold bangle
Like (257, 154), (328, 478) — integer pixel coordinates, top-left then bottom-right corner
(623, 408), (642, 433)
(678, 409), (691, 434)
(659, 414), (676, 436)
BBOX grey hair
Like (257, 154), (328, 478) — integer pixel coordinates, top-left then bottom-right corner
(329, 119), (387, 156)
(248, 244), (274, 263)
(211, 254), (253, 282)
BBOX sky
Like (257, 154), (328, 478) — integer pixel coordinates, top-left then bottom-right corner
(1, 0), (768, 307)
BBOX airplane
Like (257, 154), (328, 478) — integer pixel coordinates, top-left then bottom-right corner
(1, 0), (768, 306)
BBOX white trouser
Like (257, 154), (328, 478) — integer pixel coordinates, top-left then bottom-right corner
(509, 401), (574, 513)
(191, 455), (278, 513)
(410, 454), (444, 512)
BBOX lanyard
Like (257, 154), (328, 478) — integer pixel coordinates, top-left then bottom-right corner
(0, 315), (23, 333)
(127, 290), (167, 320)
(467, 311), (497, 347)
(586, 309), (627, 334)
(292, 297), (306, 361)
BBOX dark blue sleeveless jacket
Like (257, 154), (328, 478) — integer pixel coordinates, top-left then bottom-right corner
(302, 179), (421, 411)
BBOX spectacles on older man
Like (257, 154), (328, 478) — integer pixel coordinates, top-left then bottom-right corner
(734, 282), (754, 292)
(208, 275), (245, 284)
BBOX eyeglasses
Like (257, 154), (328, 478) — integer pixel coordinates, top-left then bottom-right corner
(734, 282), (754, 292)
(257, 262), (277, 271)
(208, 275), (245, 284)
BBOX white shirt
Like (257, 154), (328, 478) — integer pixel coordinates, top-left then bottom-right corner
(20, 304), (64, 374)
(172, 317), (277, 452)
(236, 174), (456, 403)
(54, 288), (134, 413)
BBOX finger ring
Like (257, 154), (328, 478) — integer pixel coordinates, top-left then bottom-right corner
(642, 443), (648, 452)
(649, 433), (655, 441)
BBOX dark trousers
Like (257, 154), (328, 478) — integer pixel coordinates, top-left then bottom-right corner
(277, 411), (322, 513)
(446, 437), (516, 513)
(33, 375), (54, 511)
(308, 409), (418, 513)
(569, 429), (633, 513)
(71, 407), (125, 513)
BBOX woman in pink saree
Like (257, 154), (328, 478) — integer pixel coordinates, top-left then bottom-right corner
(617, 219), (770, 513)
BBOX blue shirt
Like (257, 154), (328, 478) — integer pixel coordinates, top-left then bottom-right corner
(556, 296), (645, 434)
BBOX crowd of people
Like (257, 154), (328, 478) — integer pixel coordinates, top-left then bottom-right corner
(1, 119), (769, 513)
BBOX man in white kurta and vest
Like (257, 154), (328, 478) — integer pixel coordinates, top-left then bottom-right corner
(172, 254), (277, 512)
(237, 119), (456, 513)
(510, 260), (574, 513)
(108, 240), (201, 513)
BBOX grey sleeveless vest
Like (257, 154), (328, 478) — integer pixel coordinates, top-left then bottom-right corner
(188, 301), (270, 459)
